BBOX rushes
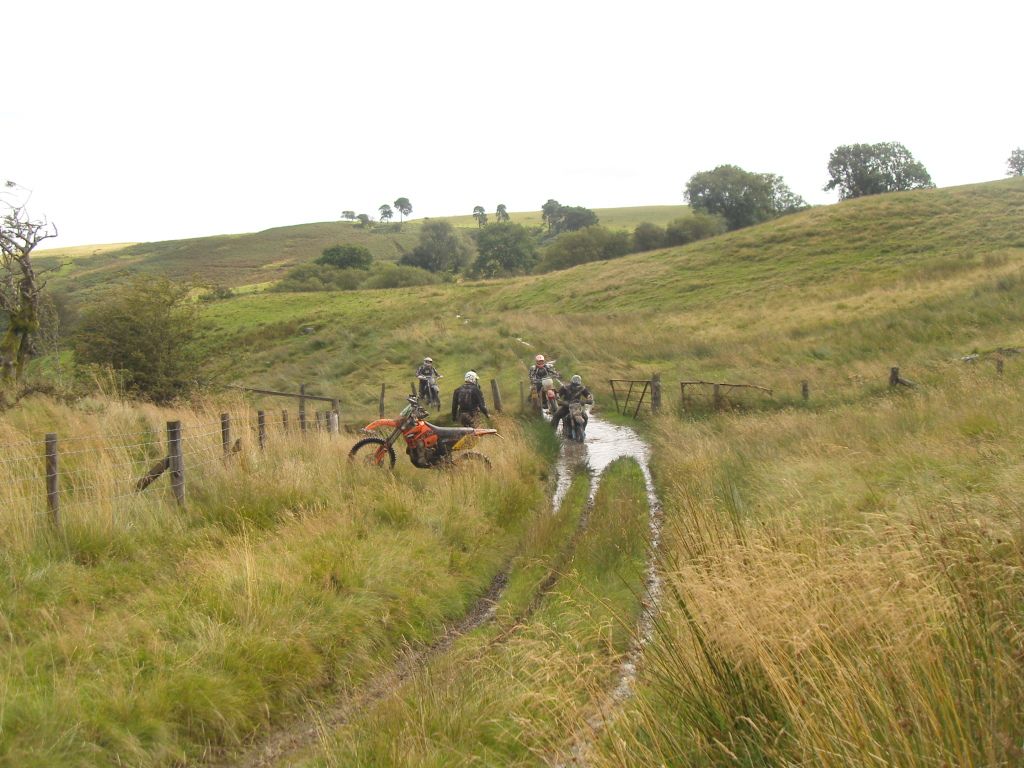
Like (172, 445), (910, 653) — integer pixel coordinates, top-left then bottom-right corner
(592, 370), (1024, 767)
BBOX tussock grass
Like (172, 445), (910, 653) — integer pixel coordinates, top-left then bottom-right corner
(588, 368), (1024, 766)
(0, 396), (545, 766)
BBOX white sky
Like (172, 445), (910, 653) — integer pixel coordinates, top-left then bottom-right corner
(4, 0), (1022, 248)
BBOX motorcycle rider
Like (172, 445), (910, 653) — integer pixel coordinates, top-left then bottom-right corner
(551, 374), (593, 435)
(528, 354), (560, 400)
(452, 370), (490, 426)
(416, 357), (441, 402)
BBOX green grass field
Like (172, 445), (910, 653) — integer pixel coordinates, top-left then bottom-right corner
(4, 178), (1024, 766)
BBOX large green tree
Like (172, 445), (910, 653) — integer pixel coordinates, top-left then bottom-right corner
(495, 204), (510, 222)
(1007, 149), (1024, 177)
(378, 204), (394, 224)
(685, 165), (806, 231)
(393, 197), (413, 225)
(399, 220), (476, 274)
(823, 142), (934, 199)
(472, 205), (488, 227)
(74, 277), (202, 403)
(470, 222), (537, 278)
(1, 181), (57, 384)
(541, 199), (562, 233)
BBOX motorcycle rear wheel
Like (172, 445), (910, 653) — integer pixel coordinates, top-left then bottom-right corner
(348, 437), (397, 468)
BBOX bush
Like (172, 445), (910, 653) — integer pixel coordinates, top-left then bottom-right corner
(537, 226), (631, 272)
(469, 222), (538, 278)
(316, 244), (373, 270)
(399, 220), (476, 274)
(73, 278), (202, 403)
(665, 213), (728, 246)
(361, 263), (439, 289)
(272, 264), (366, 293)
(633, 222), (666, 252)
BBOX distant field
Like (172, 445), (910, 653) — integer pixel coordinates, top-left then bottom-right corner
(32, 205), (691, 298)
(439, 204), (689, 231)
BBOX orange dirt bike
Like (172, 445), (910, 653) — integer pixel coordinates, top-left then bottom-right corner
(349, 396), (498, 469)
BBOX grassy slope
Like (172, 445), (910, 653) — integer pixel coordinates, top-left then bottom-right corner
(5, 179), (1024, 766)
(34, 204), (688, 300)
(202, 178), (1024, 419)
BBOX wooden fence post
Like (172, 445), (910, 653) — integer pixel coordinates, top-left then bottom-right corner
(651, 373), (662, 414)
(889, 367), (900, 387)
(379, 384), (386, 417)
(713, 383), (722, 411)
(257, 411), (266, 451)
(221, 413), (231, 457)
(168, 421), (185, 507)
(490, 379), (503, 413)
(282, 410), (290, 433)
(45, 433), (60, 532)
(315, 411), (323, 431)
(299, 383), (307, 434)
(997, 357), (1004, 375)
(329, 411), (339, 435)
(801, 380), (809, 401)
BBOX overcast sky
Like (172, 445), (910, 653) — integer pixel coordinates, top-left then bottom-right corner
(4, 0), (1022, 248)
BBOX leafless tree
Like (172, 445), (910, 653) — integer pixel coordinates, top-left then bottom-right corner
(1, 181), (58, 383)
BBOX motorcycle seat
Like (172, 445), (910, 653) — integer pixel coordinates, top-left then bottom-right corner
(423, 423), (477, 439)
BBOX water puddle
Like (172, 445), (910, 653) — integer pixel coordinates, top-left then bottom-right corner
(551, 415), (664, 755)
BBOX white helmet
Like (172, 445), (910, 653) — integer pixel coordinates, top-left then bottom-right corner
(570, 374), (582, 385)
(424, 357), (433, 364)
(464, 370), (479, 384)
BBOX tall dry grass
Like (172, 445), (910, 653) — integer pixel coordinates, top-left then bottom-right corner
(0, 395), (545, 767)
(591, 366), (1024, 766)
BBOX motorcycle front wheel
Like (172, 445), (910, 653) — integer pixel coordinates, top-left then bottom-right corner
(348, 437), (397, 468)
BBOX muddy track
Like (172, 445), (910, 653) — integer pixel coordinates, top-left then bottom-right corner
(211, 430), (593, 768)
(212, 564), (513, 768)
(208, 416), (660, 768)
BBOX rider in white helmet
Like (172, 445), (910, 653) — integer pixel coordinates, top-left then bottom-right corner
(452, 370), (490, 426)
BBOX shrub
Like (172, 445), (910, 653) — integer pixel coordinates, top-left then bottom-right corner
(537, 226), (631, 272)
(272, 264), (366, 293)
(633, 222), (666, 252)
(665, 212), (728, 246)
(74, 278), (202, 403)
(361, 263), (439, 289)
(316, 244), (373, 270)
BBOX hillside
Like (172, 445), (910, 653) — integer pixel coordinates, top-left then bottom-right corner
(34, 204), (690, 300)
(201, 178), (1024, 416)
(3, 179), (1023, 767)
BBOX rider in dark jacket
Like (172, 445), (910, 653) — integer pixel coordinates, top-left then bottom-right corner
(452, 371), (490, 426)
(416, 357), (440, 401)
(551, 375), (593, 433)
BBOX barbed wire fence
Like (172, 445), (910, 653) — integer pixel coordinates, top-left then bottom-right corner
(0, 405), (344, 540)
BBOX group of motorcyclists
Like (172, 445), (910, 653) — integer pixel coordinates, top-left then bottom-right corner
(415, 352), (591, 438)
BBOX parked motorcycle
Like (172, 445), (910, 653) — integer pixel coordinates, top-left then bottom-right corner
(418, 373), (442, 411)
(349, 396), (498, 469)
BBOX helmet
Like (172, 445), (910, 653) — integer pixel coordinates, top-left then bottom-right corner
(570, 375), (582, 385)
(464, 371), (478, 384)
(424, 357), (433, 364)
(535, 354), (545, 364)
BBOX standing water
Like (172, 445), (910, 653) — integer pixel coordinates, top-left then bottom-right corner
(551, 414), (664, 748)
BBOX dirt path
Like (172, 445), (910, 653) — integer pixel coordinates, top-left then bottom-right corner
(547, 417), (664, 766)
(210, 415), (661, 768)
